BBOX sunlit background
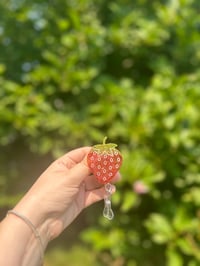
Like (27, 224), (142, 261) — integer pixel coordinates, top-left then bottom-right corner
(1, 0), (200, 265)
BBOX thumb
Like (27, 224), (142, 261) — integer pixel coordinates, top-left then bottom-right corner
(66, 157), (91, 186)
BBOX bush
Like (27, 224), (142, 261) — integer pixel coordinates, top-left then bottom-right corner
(1, 0), (200, 265)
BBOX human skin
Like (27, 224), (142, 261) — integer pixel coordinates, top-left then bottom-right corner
(0, 147), (120, 266)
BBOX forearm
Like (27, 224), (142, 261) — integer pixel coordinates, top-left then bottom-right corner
(0, 210), (50, 266)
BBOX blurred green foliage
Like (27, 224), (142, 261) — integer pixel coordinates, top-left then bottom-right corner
(1, 0), (200, 265)
(45, 245), (102, 266)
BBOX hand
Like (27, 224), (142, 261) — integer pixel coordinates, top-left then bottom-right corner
(14, 147), (120, 241)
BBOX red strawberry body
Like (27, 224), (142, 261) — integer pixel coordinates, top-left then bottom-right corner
(87, 137), (123, 184)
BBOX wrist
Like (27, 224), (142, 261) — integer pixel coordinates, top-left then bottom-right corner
(8, 210), (46, 259)
(0, 212), (49, 266)
(11, 206), (52, 249)
(2, 193), (53, 266)
(13, 193), (65, 242)
(13, 191), (53, 244)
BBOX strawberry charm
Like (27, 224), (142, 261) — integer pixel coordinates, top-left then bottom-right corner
(87, 137), (123, 184)
(87, 137), (123, 220)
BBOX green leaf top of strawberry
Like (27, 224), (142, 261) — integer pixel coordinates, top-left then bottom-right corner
(87, 137), (123, 184)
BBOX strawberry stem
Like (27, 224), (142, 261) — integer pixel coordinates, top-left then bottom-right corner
(92, 136), (118, 151)
(103, 136), (107, 145)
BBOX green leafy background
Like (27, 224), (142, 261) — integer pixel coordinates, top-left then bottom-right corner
(1, 0), (200, 265)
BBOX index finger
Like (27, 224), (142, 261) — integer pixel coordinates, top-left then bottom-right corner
(58, 146), (92, 166)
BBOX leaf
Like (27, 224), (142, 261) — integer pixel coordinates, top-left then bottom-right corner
(145, 213), (173, 244)
(166, 249), (183, 266)
(173, 207), (198, 232)
(121, 191), (137, 212)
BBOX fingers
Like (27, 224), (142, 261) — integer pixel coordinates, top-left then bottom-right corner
(59, 147), (92, 166)
(63, 162), (90, 187)
(53, 147), (92, 186)
(111, 172), (121, 183)
(84, 185), (116, 207)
